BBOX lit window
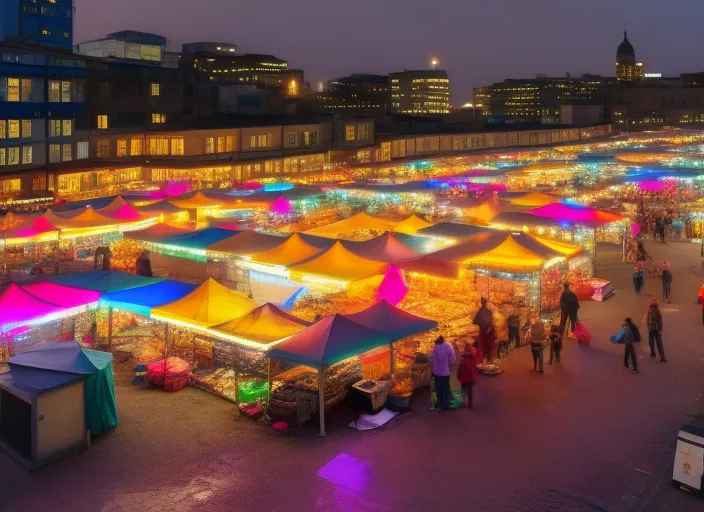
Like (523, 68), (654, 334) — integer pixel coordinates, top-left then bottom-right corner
(21, 79), (32, 101)
(0, 149), (4, 166)
(288, 133), (297, 145)
(97, 115), (108, 129)
(287, 80), (299, 97)
(21, 120), (31, 138)
(303, 131), (310, 146)
(61, 81), (71, 102)
(49, 120), (61, 137)
(96, 140), (110, 158)
(7, 78), (20, 101)
(62, 144), (72, 161)
(130, 139), (142, 156)
(249, 135), (256, 148)
(217, 136), (225, 153)
(22, 146), (32, 164)
(8, 148), (19, 165)
(8, 120), (20, 138)
(345, 125), (356, 141)
(49, 144), (61, 163)
(41, 29), (51, 36)
(117, 140), (127, 157)
(150, 83), (160, 96)
(62, 119), (72, 136)
(0, 121), (5, 139)
(226, 136), (234, 152)
(77, 141), (89, 160)
(48, 81), (61, 102)
(151, 113), (166, 124)
(205, 137), (215, 154)
(258, 134), (268, 147)
(170, 138), (184, 156)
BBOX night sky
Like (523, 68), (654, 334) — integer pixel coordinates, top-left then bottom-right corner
(75, 0), (704, 103)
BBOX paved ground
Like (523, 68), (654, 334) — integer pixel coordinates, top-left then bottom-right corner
(1, 240), (703, 512)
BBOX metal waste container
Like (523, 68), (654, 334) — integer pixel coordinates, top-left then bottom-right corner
(673, 416), (704, 493)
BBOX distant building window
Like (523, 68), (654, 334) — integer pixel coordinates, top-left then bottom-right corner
(358, 124), (368, 140)
(41, 29), (51, 36)
(303, 131), (311, 146)
(288, 133), (297, 145)
(345, 125), (356, 141)
(147, 137), (169, 156)
(8, 148), (19, 166)
(21, 120), (31, 138)
(48, 81), (61, 102)
(258, 134), (269, 147)
(64, 32), (69, 38)
(225, 135), (234, 152)
(130, 139), (143, 156)
(287, 80), (298, 97)
(62, 120), (72, 136)
(117, 140), (127, 157)
(8, 120), (20, 138)
(311, 131), (318, 145)
(62, 144), (72, 162)
(96, 140), (110, 158)
(205, 137), (215, 154)
(0, 149), (5, 166)
(97, 115), (108, 129)
(249, 135), (256, 148)
(7, 79), (20, 102)
(49, 120), (61, 137)
(150, 83), (160, 96)
(77, 141), (89, 160)
(170, 138), (184, 156)
(61, 81), (71, 102)
(22, 146), (32, 165)
(217, 136), (229, 153)
(0, 121), (5, 139)
(49, 144), (61, 163)
(21, 79), (32, 102)
(151, 113), (166, 124)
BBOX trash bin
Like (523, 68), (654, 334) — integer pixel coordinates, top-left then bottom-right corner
(350, 380), (392, 414)
(672, 416), (704, 494)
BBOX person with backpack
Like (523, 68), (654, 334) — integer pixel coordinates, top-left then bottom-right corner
(623, 317), (640, 373)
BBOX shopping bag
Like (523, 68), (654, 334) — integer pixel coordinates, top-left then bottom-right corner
(573, 322), (591, 345)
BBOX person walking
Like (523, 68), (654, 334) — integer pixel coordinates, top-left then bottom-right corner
(632, 261), (645, 294)
(661, 262), (672, 303)
(548, 325), (563, 365)
(646, 301), (667, 362)
(473, 298), (496, 364)
(530, 319), (545, 373)
(559, 282), (579, 334)
(506, 308), (521, 349)
(623, 318), (639, 373)
(431, 336), (455, 409)
(456, 342), (482, 408)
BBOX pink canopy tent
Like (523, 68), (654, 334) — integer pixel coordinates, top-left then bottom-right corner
(269, 196), (293, 215)
(20, 282), (101, 308)
(374, 265), (409, 305)
(526, 203), (625, 226)
(341, 232), (421, 264)
(98, 197), (146, 221)
(0, 283), (63, 332)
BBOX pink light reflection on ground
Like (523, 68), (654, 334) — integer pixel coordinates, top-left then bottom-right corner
(317, 453), (371, 494)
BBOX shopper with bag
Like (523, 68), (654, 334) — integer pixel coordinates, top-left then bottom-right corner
(623, 318), (639, 373)
(456, 341), (482, 408)
(559, 282), (580, 334)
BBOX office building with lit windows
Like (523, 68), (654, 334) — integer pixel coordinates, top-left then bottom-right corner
(0, 0), (74, 49)
(75, 31), (170, 66)
(615, 31), (644, 83)
(314, 74), (390, 115)
(389, 70), (450, 115)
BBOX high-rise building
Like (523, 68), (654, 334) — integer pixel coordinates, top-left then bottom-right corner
(314, 74), (390, 115)
(389, 70), (450, 115)
(75, 31), (167, 65)
(616, 31), (643, 82)
(0, 0), (74, 49)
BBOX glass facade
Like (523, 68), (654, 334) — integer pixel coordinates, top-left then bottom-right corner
(0, 0), (74, 49)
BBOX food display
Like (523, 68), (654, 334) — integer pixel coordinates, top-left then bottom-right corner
(192, 368), (238, 402)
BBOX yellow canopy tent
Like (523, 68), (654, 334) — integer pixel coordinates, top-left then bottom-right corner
(151, 277), (257, 328)
(212, 303), (311, 346)
(250, 233), (325, 267)
(304, 212), (398, 239)
(289, 241), (388, 282)
(169, 191), (222, 210)
(393, 214), (434, 235)
(508, 192), (558, 208)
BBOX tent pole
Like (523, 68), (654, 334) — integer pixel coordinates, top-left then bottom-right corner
(389, 342), (395, 374)
(267, 358), (272, 405)
(107, 307), (113, 350)
(164, 323), (170, 358)
(318, 366), (326, 437)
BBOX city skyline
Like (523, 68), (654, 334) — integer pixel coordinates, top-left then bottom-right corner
(74, 0), (704, 102)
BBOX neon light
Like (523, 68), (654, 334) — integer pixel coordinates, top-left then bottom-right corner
(1, 302), (98, 333)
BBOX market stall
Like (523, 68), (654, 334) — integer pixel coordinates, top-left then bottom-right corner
(304, 211), (399, 240)
(340, 232), (422, 264)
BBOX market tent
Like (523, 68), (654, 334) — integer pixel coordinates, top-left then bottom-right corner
(251, 233), (326, 267)
(8, 341), (118, 435)
(345, 300), (437, 341)
(448, 197), (499, 222)
(400, 231), (581, 277)
(133, 200), (185, 216)
(289, 241), (388, 282)
(268, 314), (392, 367)
(375, 265), (409, 305)
(206, 230), (288, 257)
(20, 282), (101, 308)
(1, 214), (59, 245)
(526, 202), (625, 226)
(416, 222), (497, 240)
(0, 283), (63, 332)
(489, 211), (562, 230)
(100, 280), (198, 316)
(303, 212), (398, 238)
(341, 232), (421, 263)
(97, 196), (148, 222)
(43, 271), (163, 293)
(212, 303), (311, 345)
(393, 214), (434, 235)
(169, 191), (222, 209)
(124, 222), (198, 243)
(152, 278), (257, 328)
(507, 192), (559, 208)
(43, 207), (118, 229)
(155, 227), (238, 251)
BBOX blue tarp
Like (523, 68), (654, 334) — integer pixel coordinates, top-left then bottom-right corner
(43, 271), (162, 293)
(8, 342), (118, 435)
(101, 280), (198, 316)
(156, 227), (238, 250)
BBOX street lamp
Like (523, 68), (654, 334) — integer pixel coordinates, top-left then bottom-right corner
(430, 58), (439, 70)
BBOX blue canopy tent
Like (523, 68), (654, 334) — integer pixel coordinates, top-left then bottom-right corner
(100, 280), (198, 316)
(156, 227), (238, 251)
(42, 271), (163, 293)
(8, 341), (118, 436)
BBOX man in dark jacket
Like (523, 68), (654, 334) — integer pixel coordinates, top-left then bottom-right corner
(559, 282), (580, 334)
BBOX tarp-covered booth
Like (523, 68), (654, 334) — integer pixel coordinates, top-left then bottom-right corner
(0, 341), (118, 470)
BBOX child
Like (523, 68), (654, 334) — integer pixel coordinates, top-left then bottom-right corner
(530, 320), (545, 373)
(457, 341), (482, 408)
(548, 325), (563, 364)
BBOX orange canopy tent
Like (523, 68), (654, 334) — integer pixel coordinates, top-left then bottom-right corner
(169, 191), (222, 210)
(212, 303), (311, 346)
(250, 233), (325, 267)
(289, 241), (388, 282)
(303, 212), (398, 239)
(151, 278), (257, 328)
(393, 214), (434, 235)
(124, 222), (198, 243)
(43, 206), (119, 229)
(507, 192), (559, 208)
(341, 232), (421, 263)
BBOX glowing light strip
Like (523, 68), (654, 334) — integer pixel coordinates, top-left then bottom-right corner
(239, 260), (290, 278)
(1, 302), (99, 334)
